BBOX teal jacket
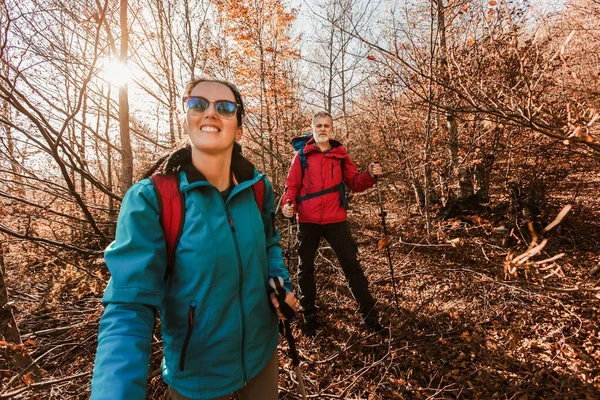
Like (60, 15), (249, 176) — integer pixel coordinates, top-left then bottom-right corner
(91, 167), (291, 399)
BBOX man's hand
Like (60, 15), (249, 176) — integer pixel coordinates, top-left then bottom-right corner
(269, 290), (298, 320)
(282, 202), (295, 218)
(368, 162), (383, 178)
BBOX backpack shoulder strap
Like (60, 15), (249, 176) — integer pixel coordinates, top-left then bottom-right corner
(251, 177), (276, 236)
(291, 134), (312, 179)
(150, 174), (185, 279)
(252, 177), (266, 212)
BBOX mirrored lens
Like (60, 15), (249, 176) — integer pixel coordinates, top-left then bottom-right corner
(215, 101), (238, 118)
(186, 97), (209, 113)
(184, 97), (238, 118)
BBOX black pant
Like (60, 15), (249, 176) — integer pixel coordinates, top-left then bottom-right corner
(297, 221), (376, 316)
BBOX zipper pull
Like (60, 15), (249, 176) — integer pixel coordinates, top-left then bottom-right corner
(227, 210), (235, 232)
(189, 301), (197, 326)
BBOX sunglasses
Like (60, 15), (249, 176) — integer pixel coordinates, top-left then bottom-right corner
(183, 96), (239, 119)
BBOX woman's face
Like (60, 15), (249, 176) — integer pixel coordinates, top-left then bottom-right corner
(185, 81), (242, 155)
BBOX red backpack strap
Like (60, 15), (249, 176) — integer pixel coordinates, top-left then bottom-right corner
(252, 178), (266, 212)
(150, 174), (185, 278)
(251, 177), (276, 236)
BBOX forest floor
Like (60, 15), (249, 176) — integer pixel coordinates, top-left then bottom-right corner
(2, 173), (600, 399)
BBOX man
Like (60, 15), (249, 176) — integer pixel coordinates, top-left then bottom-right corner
(282, 111), (384, 336)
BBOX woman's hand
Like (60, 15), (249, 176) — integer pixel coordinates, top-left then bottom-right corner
(269, 290), (298, 320)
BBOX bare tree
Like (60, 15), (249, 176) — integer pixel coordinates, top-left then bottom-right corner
(118, 0), (133, 193)
(302, 0), (372, 129)
(213, 0), (302, 190)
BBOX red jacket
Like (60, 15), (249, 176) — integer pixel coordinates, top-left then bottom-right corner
(282, 139), (375, 225)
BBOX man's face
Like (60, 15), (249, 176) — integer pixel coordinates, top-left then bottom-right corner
(312, 116), (333, 147)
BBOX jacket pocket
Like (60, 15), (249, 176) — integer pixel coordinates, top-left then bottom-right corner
(329, 159), (343, 184)
(179, 300), (197, 371)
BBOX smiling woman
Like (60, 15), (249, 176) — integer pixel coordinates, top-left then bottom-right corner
(101, 58), (131, 87)
(91, 77), (295, 400)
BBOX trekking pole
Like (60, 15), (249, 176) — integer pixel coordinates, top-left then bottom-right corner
(269, 277), (307, 400)
(284, 200), (296, 273)
(373, 163), (401, 315)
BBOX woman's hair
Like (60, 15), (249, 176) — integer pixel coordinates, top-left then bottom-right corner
(142, 142), (243, 179)
(142, 78), (245, 179)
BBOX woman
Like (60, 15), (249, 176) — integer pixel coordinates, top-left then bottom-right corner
(91, 79), (296, 400)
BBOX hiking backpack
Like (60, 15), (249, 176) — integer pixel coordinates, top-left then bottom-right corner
(150, 173), (267, 277)
(290, 134), (348, 209)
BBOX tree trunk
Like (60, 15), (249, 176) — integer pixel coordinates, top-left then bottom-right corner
(80, 93), (88, 199)
(437, 0), (472, 202)
(326, 18), (335, 112)
(1, 57), (25, 198)
(0, 244), (21, 343)
(119, 0), (133, 194)
(447, 114), (458, 167)
(105, 86), (116, 237)
(412, 177), (426, 209)
(0, 243), (43, 379)
(458, 166), (474, 199)
(474, 154), (493, 203)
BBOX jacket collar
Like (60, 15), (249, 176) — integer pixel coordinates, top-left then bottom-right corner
(178, 153), (262, 194)
(304, 138), (344, 156)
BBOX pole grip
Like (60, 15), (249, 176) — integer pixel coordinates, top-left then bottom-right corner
(269, 277), (295, 320)
(285, 199), (296, 222)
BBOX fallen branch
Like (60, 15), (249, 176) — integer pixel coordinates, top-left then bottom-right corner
(0, 371), (91, 399)
(21, 322), (85, 340)
(513, 239), (548, 265)
(543, 205), (572, 233)
(541, 285), (600, 293)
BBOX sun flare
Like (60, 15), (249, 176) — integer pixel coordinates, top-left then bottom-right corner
(101, 58), (131, 87)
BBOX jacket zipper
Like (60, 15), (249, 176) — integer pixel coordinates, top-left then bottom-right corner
(331, 163), (334, 179)
(225, 206), (248, 384)
(179, 301), (197, 371)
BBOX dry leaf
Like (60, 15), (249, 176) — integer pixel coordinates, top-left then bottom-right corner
(22, 372), (34, 385)
(461, 331), (472, 342)
(378, 238), (389, 250)
(448, 238), (461, 246)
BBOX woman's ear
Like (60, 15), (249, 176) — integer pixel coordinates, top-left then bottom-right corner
(236, 126), (243, 141)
